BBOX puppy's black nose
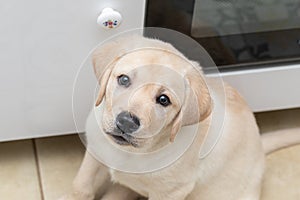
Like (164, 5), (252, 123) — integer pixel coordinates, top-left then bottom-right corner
(116, 111), (140, 134)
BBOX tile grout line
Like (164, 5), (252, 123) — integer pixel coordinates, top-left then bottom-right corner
(32, 139), (45, 200)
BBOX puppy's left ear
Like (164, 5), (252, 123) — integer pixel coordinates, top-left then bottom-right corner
(94, 67), (113, 106)
(170, 63), (213, 142)
(93, 36), (147, 106)
(92, 41), (123, 106)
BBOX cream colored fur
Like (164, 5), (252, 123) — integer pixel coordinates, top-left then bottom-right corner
(59, 36), (300, 200)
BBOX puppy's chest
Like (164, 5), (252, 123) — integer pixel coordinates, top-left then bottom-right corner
(109, 168), (180, 196)
(109, 169), (152, 196)
(109, 159), (199, 197)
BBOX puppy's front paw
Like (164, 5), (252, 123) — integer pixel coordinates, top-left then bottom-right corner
(58, 192), (94, 200)
(58, 194), (74, 200)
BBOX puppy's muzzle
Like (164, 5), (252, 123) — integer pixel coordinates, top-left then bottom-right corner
(116, 111), (140, 134)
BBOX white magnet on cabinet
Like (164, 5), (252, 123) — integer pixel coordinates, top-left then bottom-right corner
(97, 8), (122, 29)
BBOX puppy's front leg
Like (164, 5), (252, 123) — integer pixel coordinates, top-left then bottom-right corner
(101, 184), (141, 200)
(59, 151), (109, 200)
(149, 183), (195, 200)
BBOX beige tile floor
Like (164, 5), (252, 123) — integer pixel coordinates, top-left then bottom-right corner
(0, 108), (299, 200)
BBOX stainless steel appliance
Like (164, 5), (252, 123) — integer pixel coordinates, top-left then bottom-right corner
(145, 0), (300, 112)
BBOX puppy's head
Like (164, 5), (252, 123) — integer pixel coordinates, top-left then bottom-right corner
(93, 36), (212, 152)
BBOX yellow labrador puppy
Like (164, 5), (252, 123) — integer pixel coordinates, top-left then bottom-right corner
(60, 36), (300, 200)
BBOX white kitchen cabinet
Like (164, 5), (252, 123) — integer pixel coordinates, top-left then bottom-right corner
(0, 0), (146, 141)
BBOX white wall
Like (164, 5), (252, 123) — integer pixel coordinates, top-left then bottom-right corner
(0, 0), (146, 141)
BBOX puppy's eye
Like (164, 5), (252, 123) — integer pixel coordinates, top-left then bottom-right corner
(156, 94), (171, 107)
(117, 75), (131, 87)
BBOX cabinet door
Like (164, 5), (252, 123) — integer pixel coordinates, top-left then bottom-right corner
(0, 0), (145, 141)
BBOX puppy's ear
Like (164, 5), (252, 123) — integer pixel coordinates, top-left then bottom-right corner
(170, 62), (212, 142)
(94, 67), (113, 106)
(93, 36), (147, 106)
(93, 41), (124, 106)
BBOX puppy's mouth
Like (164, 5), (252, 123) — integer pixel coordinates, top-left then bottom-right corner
(110, 134), (130, 145)
(105, 130), (138, 147)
